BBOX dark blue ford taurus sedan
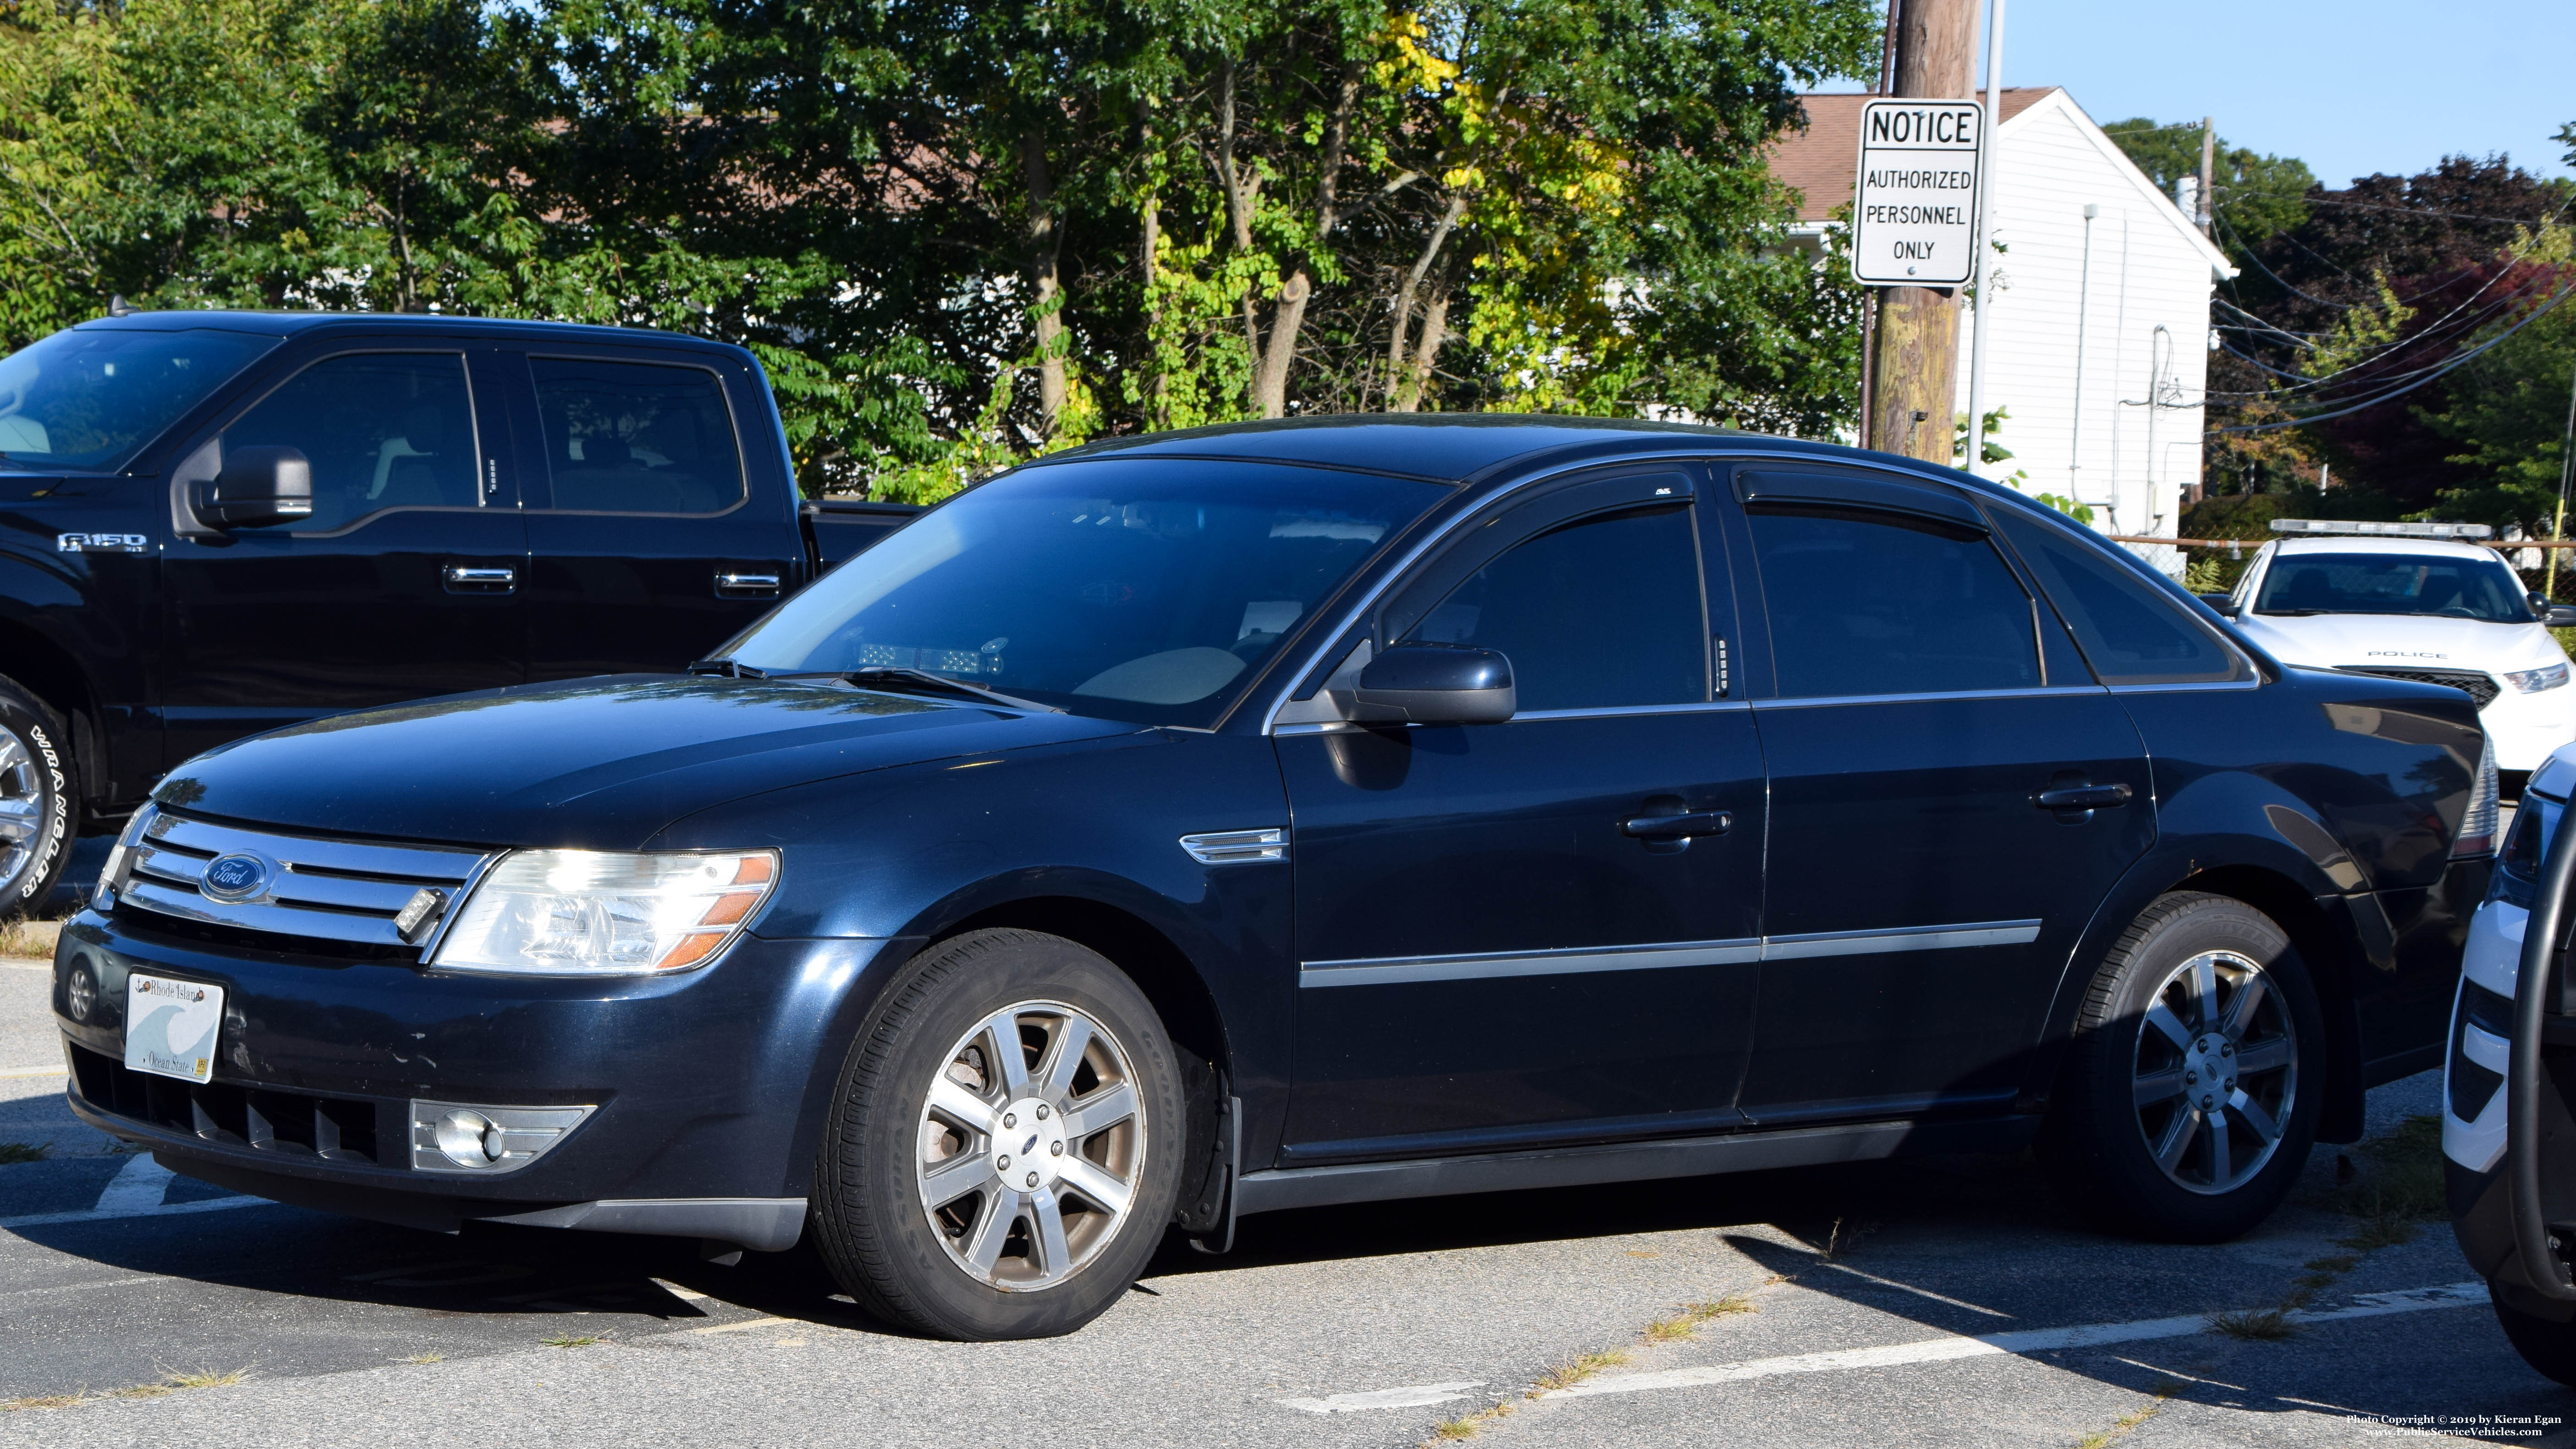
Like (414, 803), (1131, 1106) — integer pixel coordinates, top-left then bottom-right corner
(51, 417), (2493, 1339)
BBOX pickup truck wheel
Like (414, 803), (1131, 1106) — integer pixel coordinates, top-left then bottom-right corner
(2043, 893), (2323, 1243)
(0, 677), (77, 919)
(813, 928), (1184, 1340)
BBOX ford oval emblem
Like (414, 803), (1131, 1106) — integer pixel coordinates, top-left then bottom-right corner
(200, 852), (274, 903)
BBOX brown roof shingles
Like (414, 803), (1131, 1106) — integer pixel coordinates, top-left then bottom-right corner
(1770, 88), (2060, 222)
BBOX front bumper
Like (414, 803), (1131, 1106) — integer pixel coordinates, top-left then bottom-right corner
(48, 908), (890, 1249)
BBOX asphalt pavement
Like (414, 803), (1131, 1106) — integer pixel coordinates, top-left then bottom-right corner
(2, 941), (2567, 1448)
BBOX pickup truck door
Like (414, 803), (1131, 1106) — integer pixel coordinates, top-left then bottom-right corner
(505, 348), (807, 681)
(158, 342), (529, 764)
(1277, 469), (1766, 1164)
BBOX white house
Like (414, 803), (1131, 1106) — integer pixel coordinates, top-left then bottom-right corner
(1771, 88), (2236, 570)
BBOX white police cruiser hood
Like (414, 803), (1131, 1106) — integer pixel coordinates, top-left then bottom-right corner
(2235, 609), (2565, 676)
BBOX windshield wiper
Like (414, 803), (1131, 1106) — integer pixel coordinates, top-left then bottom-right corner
(2253, 608), (2331, 616)
(687, 658), (770, 678)
(829, 666), (1065, 714)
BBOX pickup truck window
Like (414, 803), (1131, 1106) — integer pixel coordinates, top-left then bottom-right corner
(0, 326), (276, 472)
(1750, 503), (2039, 697)
(223, 353), (480, 531)
(531, 357), (744, 514)
(1404, 505), (1707, 710)
(722, 459), (1447, 726)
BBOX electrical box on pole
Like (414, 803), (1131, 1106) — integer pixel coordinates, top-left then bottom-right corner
(1850, 99), (1983, 287)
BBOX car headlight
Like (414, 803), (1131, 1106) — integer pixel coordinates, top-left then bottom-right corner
(2505, 662), (2571, 694)
(430, 850), (778, 976)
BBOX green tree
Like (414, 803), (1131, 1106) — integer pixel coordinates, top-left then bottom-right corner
(2101, 117), (2314, 254)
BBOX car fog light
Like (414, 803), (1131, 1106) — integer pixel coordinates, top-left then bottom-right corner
(409, 1099), (597, 1174)
(433, 1109), (505, 1168)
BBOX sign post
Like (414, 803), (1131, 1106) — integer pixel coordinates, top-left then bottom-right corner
(1851, 99), (1983, 288)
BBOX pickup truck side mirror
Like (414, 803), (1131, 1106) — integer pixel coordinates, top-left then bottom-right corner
(2198, 592), (2242, 619)
(1350, 644), (1516, 724)
(197, 445), (313, 529)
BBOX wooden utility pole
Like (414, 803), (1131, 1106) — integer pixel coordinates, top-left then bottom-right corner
(1866, 0), (1976, 464)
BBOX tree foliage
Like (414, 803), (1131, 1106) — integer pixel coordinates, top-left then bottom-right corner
(0, 0), (1879, 498)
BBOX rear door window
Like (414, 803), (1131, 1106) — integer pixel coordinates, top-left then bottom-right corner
(1747, 504), (2038, 697)
(1994, 509), (2249, 684)
(529, 357), (745, 514)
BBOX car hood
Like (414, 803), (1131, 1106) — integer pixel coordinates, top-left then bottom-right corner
(2234, 610), (2561, 674)
(154, 676), (1142, 850)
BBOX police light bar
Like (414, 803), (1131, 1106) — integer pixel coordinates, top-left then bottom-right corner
(2268, 519), (2494, 540)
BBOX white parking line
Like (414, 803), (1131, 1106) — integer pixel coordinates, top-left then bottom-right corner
(1542, 1281), (2490, 1400)
(93, 1153), (173, 1213)
(1, 1194), (271, 1230)
(1279, 1381), (1486, 1414)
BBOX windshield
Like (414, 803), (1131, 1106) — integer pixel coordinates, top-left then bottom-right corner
(723, 459), (1450, 725)
(2254, 551), (2534, 623)
(0, 326), (278, 471)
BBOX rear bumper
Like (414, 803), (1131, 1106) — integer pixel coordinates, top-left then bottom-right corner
(48, 907), (890, 1248)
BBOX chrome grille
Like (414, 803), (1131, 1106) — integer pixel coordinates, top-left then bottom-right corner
(116, 807), (490, 950)
(2339, 665), (2501, 708)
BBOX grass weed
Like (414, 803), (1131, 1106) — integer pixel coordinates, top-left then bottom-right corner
(2208, 1306), (2297, 1341)
(0, 1142), (46, 1165)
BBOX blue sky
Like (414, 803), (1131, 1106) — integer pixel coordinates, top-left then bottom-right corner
(1829, 0), (2575, 187)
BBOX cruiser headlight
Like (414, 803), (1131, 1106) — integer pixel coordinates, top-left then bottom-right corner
(430, 850), (778, 975)
(2505, 662), (2570, 694)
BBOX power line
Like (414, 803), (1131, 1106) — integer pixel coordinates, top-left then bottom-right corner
(2210, 277), (2576, 434)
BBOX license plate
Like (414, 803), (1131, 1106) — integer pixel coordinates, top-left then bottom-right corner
(125, 973), (224, 1084)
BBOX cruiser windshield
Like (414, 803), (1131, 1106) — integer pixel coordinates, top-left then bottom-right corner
(0, 326), (279, 471)
(2254, 552), (2535, 623)
(721, 459), (1449, 725)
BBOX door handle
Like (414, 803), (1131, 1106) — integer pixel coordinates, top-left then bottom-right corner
(2034, 783), (2132, 811)
(443, 564), (516, 593)
(1620, 810), (1731, 841)
(715, 571), (783, 598)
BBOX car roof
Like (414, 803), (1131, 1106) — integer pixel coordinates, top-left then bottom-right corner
(2270, 536), (2505, 562)
(68, 309), (739, 357)
(1030, 414), (1912, 486)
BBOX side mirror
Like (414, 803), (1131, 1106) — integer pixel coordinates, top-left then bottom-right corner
(197, 445), (313, 528)
(2548, 605), (2576, 629)
(1351, 644), (1516, 724)
(2198, 592), (2241, 619)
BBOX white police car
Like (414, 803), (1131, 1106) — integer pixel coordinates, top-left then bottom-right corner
(2447, 742), (2576, 1383)
(2211, 521), (2576, 794)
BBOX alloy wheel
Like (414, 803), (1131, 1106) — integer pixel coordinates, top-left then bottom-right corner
(0, 725), (44, 890)
(2130, 949), (2298, 1195)
(916, 999), (1146, 1291)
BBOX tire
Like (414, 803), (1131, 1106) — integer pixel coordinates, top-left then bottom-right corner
(812, 928), (1186, 1340)
(2043, 892), (2325, 1242)
(0, 675), (78, 920)
(2491, 1287), (2576, 1388)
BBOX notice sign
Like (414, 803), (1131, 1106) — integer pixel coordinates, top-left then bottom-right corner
(1850, 99), (1983, 286)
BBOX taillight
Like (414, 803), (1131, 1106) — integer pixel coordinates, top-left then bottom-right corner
(2454, 736), (2500, 858)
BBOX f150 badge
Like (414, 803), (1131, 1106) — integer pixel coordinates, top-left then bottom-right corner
(56, 532), (150, 554)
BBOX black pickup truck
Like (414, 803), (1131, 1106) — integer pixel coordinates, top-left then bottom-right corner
(0, 311), (918, 911)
